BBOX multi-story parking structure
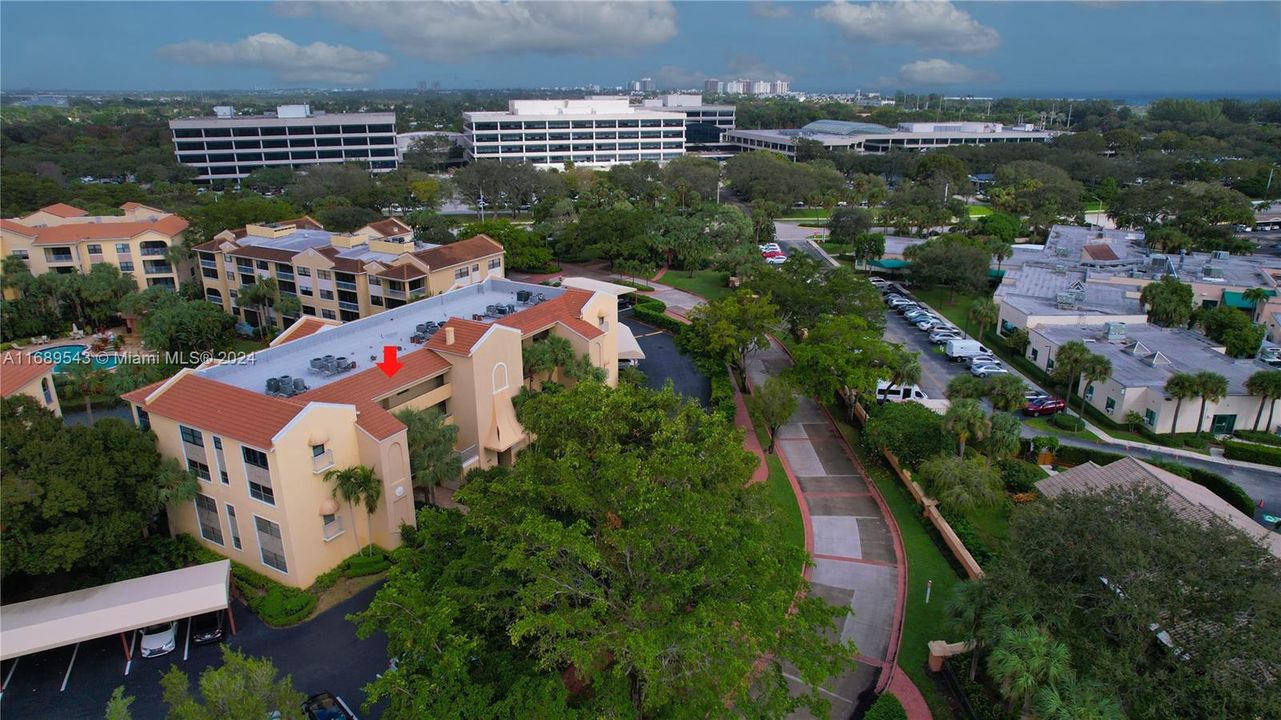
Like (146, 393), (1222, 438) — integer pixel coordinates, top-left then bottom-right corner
(463, 98), (686, 169)
(1, 202), (189, 290)
(168, 105), (398, 183)
(195, 217), (505, 328)
(724, 120), (1056, 158)
(123, 276), (630, 587)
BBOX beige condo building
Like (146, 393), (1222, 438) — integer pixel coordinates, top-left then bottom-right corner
(123, 276), (636, 588)
(1, 203), (190, 291)
(194, 217), (505, 328)
(1, 351), (61, 416)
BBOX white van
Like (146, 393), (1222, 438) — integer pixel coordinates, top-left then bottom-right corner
(945, 339), (989, 361)
(875, 381), (929, 403)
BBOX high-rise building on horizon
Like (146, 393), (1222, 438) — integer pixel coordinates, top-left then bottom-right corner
(704, 79), (724, 94)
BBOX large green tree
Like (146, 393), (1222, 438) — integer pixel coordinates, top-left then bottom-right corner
(324, 465), (383, 556)
(788, 315), (895, 408)
(395, 407), (461, 506)
(161, 646), (305, 720)
(0, 397), (166, 577)
(681, 289), (778, 386)
(746, 255), (883, 341)
(917, 453), (1003, 515)
(354, 382), (853, 719)
(1245, 369), (1281, 432)
(748, 376), (798, 453)
(141, 298), (236, 357)
(1139, 276), (1195, 328)
(942, 398), (991, 457)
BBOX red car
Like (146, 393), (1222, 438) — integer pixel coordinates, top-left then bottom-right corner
(1024, 396), (1066, 416)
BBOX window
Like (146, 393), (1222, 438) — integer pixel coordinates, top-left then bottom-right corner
(312, 444), (326, 457)
(1046, 358), (1055, 371)
(254, 516), (288, 573)
(1105, 397), (1117, 414)
(195, 495), (224, 545)
(1144, 409), (1157, 427)
(322, 513), (344, 541)
(368, 276), (380, 286)
(297, 267), (311, 277)
(321, 309), (336, 320)
(42, 378), (52, 404)
(136, 408), (150, 431)
(488, 258), (502, 270)
(242, 447), (268, 469)
(86, 244), (102, 255)
(1084, 384), (1095, 401)
(302, 305), (316, 316)
(371, 295), (384, 306)
(320, 289), (334, 300)
(188, 459), (212, 482)
(225, 503), (242, 550)
(317, 270), (332, 280)
(180, 425), (204, 446)
(1029, 348), (1039, 361)
(116, 243), (131, 255)
(455, 267), (470, 280)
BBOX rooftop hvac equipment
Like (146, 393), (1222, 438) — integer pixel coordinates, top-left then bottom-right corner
(266, 374), (308, 397)
(1056, 291), (1080, 309)
(516, 290), (532, 303)
(308, 354), (356, 376)
(1104, 322), (1127, 340)
(1054, 263), (1067, 274)
(1202, 266), (1224, 280)
(1054, 245), (1072, 257)
(1211, 250), (1230, 260)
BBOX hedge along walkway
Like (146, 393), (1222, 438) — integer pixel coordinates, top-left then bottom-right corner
(744, 338), (928, 720)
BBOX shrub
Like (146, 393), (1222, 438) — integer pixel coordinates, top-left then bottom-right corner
(864, 401), (950, 467)
(1233, 429), (1281, 446)
(1179, 433), (1210, 450)
(1054, 446), (1125, 467)
(344, 553), (391, 577)
(1224, 440), (1281, 467)
(996, 458), (1048, 493)
(710, 372), (737, 424)
(254, 585), (316, 626)
(948, 516), (994, 566)
(863, 692), (907, 720)
(1052, 413), (1086, 431)
(634, 298), (686, 333)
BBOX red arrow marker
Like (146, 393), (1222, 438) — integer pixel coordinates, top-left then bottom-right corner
(375, 345), (403, 378)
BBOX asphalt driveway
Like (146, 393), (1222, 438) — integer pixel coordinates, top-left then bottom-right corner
(622, 315), (710, 408)
(1, 581), (388, 719)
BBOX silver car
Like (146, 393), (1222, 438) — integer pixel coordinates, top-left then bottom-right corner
(971, 364), (1009, 378)
(140, 621), (178, 659)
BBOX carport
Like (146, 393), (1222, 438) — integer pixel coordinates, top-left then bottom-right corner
(0, 560), (232, 691)
(617, 323), (646, 364)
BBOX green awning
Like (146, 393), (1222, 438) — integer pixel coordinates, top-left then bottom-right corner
(869, 259), (910, 269)
(1222, 289), (1275, 310)
(988, 269), (1007, 279)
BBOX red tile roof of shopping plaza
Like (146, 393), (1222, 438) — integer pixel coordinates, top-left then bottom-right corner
(0, 352), (53, 398)
(122, 373), (305, 449)
(414, 234), (503, 269)
(425, 318), (492, 355)
(38, 203), (88, 218)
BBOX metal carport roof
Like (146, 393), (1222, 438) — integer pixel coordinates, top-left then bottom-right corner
(0, 560), (231, 661)
(616, 322), (646, 361)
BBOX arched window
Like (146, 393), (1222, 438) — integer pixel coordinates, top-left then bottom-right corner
(492, 362), (509, 394)
(41, 378), (52, 404)
(387, 441), (404, 480)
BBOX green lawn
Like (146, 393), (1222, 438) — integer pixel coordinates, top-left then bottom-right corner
(966, 205), (994, 218)
(830, 411), (962, 720)
(911, 287), (989, 333)
(230, 337), (269, 354)
(782, 208), (832, 219)
(763, 453), (806, 555)
(658, 270), (733, 301)
(1085, 200), (1107, 213)
(1023, 415), (1102, 443)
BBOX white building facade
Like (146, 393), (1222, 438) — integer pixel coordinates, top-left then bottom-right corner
(462, 98), (686, 169)
(169, 105), (399, 183)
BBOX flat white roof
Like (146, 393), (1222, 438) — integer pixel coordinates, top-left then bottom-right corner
(0, 560), (231, 660)
(562, 277), (635, 296)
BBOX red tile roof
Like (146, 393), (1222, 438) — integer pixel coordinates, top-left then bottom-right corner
(496, 289), (604, 340)
(414, 234), (503, 269)
(364, 218), (412, 237)
(0, 219), (36, 237)
(1083, 244), (1120, 261)
(226, 245), (299, 263)
(272, 317), (334, 346)
(120, 202), (164, 213)
(18, 215), (189, 246)
(425, 318), (492, 356)
(122, 373), (305, 449)
(38, 203), (88, 218)
(0, 352), (53, 398)
(313, 246), (367, 273)
(294, 348), (452, 440)
(377, 263), (427, 280)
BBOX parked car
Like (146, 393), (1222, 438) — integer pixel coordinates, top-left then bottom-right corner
(765, 255), (787, 266)
(963, 354), (1002, 367)
(971, 364), (1009, 378)
(140, 621), (178, 658)
(1024, 396), (1067, 416)
(190, 611), (225, 646)
(302, 692), (358, 720)
(930, 332), (963, 345)
(904, 310), (935, 322)
(887, 298), (916, 309)
(876, 381), (929, 403)
(916, 319), (947, 331)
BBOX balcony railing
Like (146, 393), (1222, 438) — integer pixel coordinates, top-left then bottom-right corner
(338, 301), (360, 312)
(277, 271), (295, 281)
(384, 287), (406, 300)
(140, 247), (168, 257)
(459, 444), (479, 467)
(46, 254), (74, 264)
(200, 258), (218, 270)
(143, 261), (173, 275)
(336, 280), (358, 292)
(312, 449), (335, 474)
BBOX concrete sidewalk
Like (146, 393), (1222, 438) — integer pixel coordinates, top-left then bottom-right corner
(746, 339), (919, 719)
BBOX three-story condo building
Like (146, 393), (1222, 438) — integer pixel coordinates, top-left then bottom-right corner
(195, 217), (504, 328)
(124, 276), (633, 587)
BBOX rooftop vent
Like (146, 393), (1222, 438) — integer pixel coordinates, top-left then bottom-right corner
(1125, 340), (1151, 356)
(1145, 351), (1172, 367)
(1211, 250), (1230, 260)
(1104, 321), (1127, 340)
(1054, 246), (1072, 257)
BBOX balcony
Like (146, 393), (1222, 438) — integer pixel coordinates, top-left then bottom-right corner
(459, 444), (480, 468)
(384, 287), (406, 300)
(143, 261), (174, 275)
(200, 258), (219, 270)
(336, 280), (358, 292)
(140, 246), (168, 257)
(338, 300), (360, 312)
(46, 253), (75, 264)
(312, 449), (335, 474)
(277, 270), (295, 281)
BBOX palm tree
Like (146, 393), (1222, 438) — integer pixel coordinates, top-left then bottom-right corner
(395, 407), (461, 505)
(1243, 287), (1272, 324)
(63, 360), (110, 424)
(943, 398), (991, 457)
(987, 625), (1073, 717)
(1164, 372), (1200, 435)
(324, 465), (382, 556)
(969, 299), (1000, 340)
(989, 241), (1014, 272)
(1050, 341), (1091, 419)
(884, 348), (922, 396)
(1246, 370), (1281, 432)
(1192, 370), (1228, 436)
(1034, 679), (1125, 720)
(1076, 353), (1112, 420)
(946, 580), (994, 681)
(235, 277), (280, 338)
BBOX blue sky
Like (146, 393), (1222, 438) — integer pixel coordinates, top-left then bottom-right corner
(2, 1), (1278, 97)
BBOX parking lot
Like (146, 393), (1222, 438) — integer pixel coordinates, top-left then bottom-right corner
(1, 583), (388, 719)
(622, 315), (710, 406)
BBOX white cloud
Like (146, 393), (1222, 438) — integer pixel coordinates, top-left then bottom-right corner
(814, 0), (1000, 54)
(750, 2), (792, 20)
(308, 1), (678, 60)
(895, 58), (997, 86)
(655, 65), (710, 88)
(725, 52), (792, 81)
(157, 33), (391, 85)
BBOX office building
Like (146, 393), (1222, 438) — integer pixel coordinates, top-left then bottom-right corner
(724, 120), (1056, 158)
(750, 80), (773, 95)
(640, 77), (656, 92)
(123, 276), (635, 587)
(1, 351), (61, 416)
(1, 202), (189, 290)
(168, 105), (398, 183)
(462, 98), (686, 169)
(195, 217), (505, 328)
(642, 95), (736, 154)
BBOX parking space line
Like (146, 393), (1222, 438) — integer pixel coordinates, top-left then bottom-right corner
(183, 617), (192, 661)
(2, 656), (19, 695)
(124, 631), (137, 676)
(59, 642), (79, 692)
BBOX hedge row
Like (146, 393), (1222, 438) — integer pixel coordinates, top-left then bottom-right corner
(187, 545), (318, 627)
(633, 298), (686, 333)
(1052, 413), (1086, 431)
(1224, 440), (1281, 467)
(312, 547), (392, 592)
(709, 372), (737, 425)
(613, 279), (656, 292)
(1233, 429), (1281, 447)
(863, 692), (907, 720)
(1054, 446), (1256, 516)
